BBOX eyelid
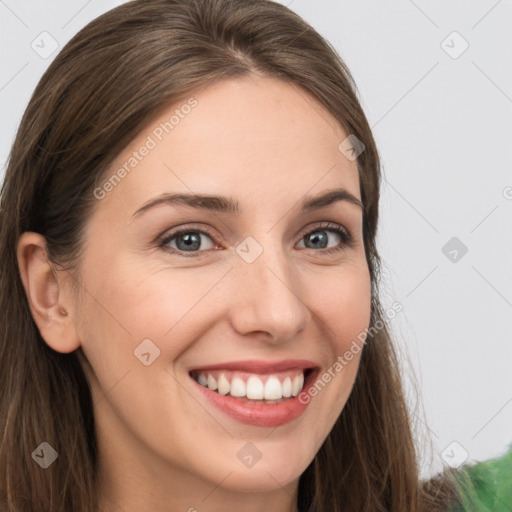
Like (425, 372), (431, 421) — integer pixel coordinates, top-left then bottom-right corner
(158, 221), (354, 257)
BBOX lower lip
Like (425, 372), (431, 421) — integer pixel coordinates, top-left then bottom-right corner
(190, 372), (317, 428)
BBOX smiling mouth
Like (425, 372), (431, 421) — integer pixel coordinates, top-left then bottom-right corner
(189, 367), (315, 403)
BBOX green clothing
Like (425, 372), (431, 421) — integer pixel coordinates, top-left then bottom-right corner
(450, 443), (512, 511)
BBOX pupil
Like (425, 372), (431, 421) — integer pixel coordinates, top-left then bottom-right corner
(178, 233), (200, 251)
(308, 231), (327, 249)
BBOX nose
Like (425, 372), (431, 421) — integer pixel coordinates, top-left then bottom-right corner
(227, 239), (311, 344)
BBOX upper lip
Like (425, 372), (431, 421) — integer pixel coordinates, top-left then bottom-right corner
(188, 359), (319, 374)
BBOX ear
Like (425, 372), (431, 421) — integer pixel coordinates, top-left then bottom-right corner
(16, 232), (81, 353)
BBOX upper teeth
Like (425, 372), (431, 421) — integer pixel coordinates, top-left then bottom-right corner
(193, 369), (305, 400)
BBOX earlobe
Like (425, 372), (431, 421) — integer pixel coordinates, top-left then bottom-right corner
(16, 232), (81, 354)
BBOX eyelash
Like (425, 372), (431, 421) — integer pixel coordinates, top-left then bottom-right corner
(158, 222), (354, 258)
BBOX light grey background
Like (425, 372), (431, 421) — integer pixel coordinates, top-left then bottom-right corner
(1, 0), (511, 480)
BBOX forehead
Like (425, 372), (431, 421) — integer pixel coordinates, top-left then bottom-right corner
(98, 75), (361, 215)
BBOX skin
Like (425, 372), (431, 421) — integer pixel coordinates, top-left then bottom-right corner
(17, 74), (372, 512)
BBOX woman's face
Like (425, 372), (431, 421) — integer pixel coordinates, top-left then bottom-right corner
(66, 75), (371, 504)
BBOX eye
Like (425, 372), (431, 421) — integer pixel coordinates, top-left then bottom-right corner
(296, 222), (353, 254)
(158, 221), (353, 258)
(159, 227), (218, 257)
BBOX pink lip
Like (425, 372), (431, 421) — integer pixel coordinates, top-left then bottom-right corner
(189, 365), (320, 428)
(188, 358), (318, 374)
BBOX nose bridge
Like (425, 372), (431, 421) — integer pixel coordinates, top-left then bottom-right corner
(228, 234), (310, 341)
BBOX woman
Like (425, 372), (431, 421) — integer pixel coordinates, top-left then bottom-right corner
(0, 0), (509, 510)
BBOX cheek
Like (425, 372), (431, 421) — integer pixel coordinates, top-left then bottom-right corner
(77, 255), (227, 359)
(307, 261), (372, 349)
(300, 262), (371, 427)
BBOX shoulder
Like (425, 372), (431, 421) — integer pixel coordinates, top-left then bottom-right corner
(447, 443), (512, 512)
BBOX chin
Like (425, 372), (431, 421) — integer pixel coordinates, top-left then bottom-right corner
(216, 467), (304, 493)
(205, 449), (313, 493)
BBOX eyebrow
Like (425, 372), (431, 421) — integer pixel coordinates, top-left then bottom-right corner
(131, 187), (363, 220)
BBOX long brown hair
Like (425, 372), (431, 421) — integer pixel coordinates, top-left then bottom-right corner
(0, 0), (464, 510)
